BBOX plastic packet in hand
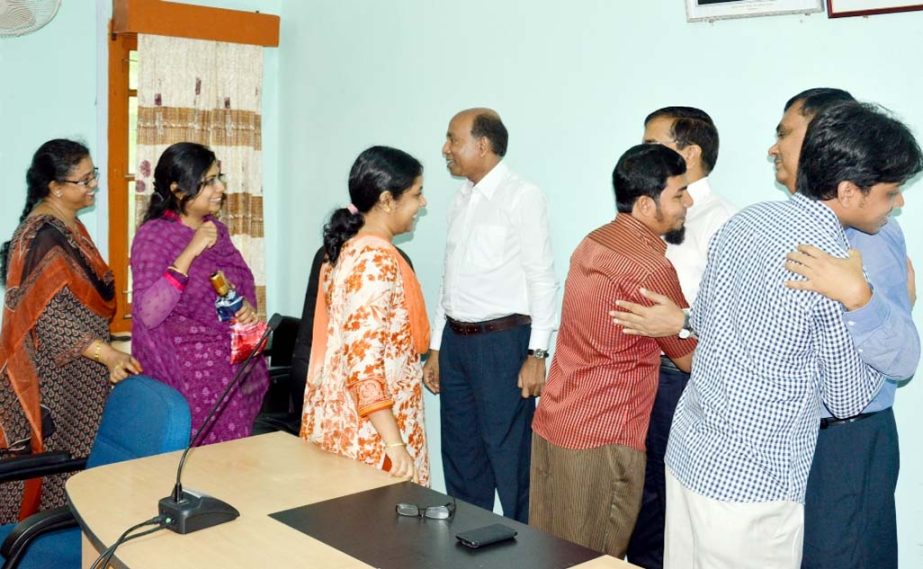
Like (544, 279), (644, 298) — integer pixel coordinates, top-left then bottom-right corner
(230, 319), (269, 364)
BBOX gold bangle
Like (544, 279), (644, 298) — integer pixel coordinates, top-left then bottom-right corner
(94, 341), (103, 363)
(385, 441), (405, 448)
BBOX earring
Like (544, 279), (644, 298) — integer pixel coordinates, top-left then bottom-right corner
(54, 192), (62, 198)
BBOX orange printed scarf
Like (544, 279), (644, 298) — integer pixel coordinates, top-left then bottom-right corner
(0, 215), (116, 518)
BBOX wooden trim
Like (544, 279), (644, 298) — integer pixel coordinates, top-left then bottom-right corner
(827, 0), (923, 17)
(113, 0), (279, 47)
(108, 27), (136, 333)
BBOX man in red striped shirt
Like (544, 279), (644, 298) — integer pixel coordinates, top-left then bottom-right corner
(530, 144), (697, 557)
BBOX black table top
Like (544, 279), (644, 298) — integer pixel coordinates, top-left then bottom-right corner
(270, 481), (601, 569)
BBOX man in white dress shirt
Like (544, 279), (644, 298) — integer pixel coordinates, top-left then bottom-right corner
(627, 106), (736, 569)
(423, 108), (559, 522)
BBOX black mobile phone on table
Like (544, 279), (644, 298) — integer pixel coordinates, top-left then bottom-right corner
(455, 523), (518, 549)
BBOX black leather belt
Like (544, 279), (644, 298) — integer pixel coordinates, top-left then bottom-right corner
(446, 314), (531, 336)
(820, 411), (880, 430)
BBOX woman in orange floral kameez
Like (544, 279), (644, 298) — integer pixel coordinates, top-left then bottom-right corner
(301, 146), (430, 485)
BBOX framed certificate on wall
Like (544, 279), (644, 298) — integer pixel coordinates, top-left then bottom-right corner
(686, 0), (824, 21)
(827, 0), (923, 17)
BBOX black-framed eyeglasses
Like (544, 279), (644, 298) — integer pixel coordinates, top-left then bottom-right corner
(58, 167), (100, 187)
(200, 173), (228, 188)
(395, 497), (456, 520)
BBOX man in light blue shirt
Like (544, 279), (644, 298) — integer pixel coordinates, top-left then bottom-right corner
(771, 89), (918, 569)
(663, 103), (921, 568)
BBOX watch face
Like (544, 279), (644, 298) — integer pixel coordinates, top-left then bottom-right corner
(678, 329), (692, 340)
(529, 349), (549, 359)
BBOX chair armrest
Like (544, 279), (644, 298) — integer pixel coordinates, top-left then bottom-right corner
(268, 365), (292, 383)
(0, 452), (87, 483)
(0, 505), (78, 563)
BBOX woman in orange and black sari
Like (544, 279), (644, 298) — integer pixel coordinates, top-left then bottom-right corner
(0, 139), (141, 523)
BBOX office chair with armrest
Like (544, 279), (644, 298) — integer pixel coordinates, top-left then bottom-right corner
(253, 315), (303, 435)
(0, 375), (192, 569)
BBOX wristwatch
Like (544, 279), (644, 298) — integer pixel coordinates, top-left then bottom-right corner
(528, 349), (549, 359)
(678, 310), (694, 340)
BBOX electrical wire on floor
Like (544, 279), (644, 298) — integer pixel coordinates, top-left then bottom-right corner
(90, 514), (168, 569)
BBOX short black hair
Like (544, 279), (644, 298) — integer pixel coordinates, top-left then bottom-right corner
(471, 112), (508, 157)
(784, 87), (855, 117)
(797, 102), (923, 200)
(613, 144), (687, 213)
(645, 106), (719, 174)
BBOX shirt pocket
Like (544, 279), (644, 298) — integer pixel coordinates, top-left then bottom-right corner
(464, 224), (508, 271)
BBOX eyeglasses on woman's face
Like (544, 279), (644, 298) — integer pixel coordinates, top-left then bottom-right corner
(58, 167), (100, 188)
(395, 498), (456, 520)
(200, 173), (228, 189)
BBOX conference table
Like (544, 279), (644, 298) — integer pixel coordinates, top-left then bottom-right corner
(67, 432), (639, 568)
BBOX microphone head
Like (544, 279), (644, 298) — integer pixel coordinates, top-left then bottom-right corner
(266, 313), (283, 331)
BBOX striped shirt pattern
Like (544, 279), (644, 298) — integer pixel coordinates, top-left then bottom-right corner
(666, 193), (887, 503)
(533, 214), (696, 452)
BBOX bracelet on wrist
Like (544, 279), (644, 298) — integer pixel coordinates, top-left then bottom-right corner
(93, 341), (104, 364)
(385, 441), (406, 448)
(167, 264), (188, 277)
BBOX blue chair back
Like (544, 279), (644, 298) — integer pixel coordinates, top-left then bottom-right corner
(0, 375), (191, 569)
(86, 375), (191, 468)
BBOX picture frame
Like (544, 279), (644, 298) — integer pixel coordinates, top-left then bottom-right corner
(827, 0), (923, 17)
(686, 0), (824, 21)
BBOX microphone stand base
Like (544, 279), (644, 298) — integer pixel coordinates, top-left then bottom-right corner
(159, 489), (240, 534)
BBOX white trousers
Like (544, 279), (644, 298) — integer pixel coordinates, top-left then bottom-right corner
(664, 468), (804, 569)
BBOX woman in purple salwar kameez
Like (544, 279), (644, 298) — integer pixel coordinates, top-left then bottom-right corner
(130, 142), (268, 444)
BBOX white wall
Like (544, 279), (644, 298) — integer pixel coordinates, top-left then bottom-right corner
(275, 1), (923, 565)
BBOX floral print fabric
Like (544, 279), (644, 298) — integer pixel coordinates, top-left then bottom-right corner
(301, 237), (429, 485)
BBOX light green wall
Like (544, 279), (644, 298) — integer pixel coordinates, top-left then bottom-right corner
(275, 1), (923, 565)
(0, 2), (100, 244)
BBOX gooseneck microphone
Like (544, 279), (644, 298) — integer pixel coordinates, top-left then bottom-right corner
(158, 313), (283, 534)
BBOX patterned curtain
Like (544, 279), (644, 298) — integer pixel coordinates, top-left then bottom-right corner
(134, 35), (266, 315)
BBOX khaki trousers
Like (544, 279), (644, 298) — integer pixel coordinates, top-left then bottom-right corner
(664, 468), (804, 569)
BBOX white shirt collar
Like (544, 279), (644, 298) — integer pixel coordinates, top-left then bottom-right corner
(468, 160), (509, 200)
(686, 176), (712, 204)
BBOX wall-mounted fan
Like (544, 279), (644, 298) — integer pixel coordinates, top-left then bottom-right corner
(0, 0), (61, 38)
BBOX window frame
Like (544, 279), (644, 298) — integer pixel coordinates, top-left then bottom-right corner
(106, 0), (279, 333)
(107, 28), (136, 332)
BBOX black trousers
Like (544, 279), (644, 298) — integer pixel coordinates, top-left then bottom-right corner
(439, 323), (534, 523)
(626, 358), (689, 569)
(802, 408), (899, 569)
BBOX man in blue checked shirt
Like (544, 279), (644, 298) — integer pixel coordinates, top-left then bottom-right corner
(612, 91), (919, 569)
(615, 101), (922, 568)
